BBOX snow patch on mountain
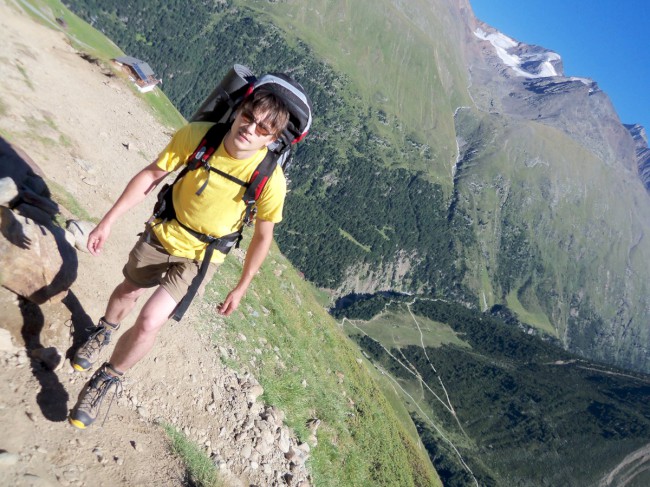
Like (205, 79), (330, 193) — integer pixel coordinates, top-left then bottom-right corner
(474, 27), (561, 79)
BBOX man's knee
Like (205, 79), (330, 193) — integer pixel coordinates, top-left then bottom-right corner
(132, 314), (166, 337)
(134, 289), (177, 335)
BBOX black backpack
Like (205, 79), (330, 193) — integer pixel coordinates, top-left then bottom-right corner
(152, 65), (312, 321)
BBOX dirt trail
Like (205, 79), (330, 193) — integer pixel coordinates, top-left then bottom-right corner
(0, 3), (309, 486)
(599, 442), (650, 487)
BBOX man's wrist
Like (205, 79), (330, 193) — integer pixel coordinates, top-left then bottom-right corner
(233, 283), (248, 296)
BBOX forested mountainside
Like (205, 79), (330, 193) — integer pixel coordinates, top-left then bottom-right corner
(63, 0), (650, 375)
(335, 295), (650, 487)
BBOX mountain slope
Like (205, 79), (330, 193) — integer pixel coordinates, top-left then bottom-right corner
(60, 0), (650, 375)
(456, 6), (650, 372)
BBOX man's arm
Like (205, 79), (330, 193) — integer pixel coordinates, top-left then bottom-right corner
(218, 219), (275, 316)
(87, 161), (169, 256)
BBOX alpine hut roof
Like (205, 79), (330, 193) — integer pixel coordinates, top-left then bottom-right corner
(114, 56), (155, 81)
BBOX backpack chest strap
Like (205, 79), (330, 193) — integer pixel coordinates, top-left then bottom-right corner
(194, 165), (249, 196)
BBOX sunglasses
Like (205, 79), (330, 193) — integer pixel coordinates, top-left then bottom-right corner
(239, 110), (274, 137)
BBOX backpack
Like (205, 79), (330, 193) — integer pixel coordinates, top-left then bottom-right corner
(151, 65), (312, 321)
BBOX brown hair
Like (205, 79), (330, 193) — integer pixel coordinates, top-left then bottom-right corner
(238, 89), (290, 137)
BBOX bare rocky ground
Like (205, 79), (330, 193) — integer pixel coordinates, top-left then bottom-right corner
(0, 2), (310, 486)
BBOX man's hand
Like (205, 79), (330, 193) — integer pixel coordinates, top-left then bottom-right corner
(217, 219), (275, 317)
(87, 223), (111, 256)
(86, 161), (169, 257)
(218, 287), (245, 316)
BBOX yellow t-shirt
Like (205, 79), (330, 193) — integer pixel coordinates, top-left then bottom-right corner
(151, 122), (286, 263)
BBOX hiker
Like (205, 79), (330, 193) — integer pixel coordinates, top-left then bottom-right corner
(69, 72), (311, 429)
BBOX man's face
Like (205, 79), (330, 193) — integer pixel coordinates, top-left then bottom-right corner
(229, 108), (278, 153)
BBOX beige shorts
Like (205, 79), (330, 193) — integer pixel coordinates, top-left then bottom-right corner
(122, 232), (219, 303)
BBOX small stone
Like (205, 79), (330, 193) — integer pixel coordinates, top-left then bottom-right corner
(247, 385), (264, 403)
(0, 328), (16, 353)
(130, 440), (144, 452)
(16, 350), (29, 366)
(241, 444), (252, 458)
(82, 177), (98, 186)
(260, 428), (274, 446)
(0, 451), (19, 466)
(92, 447), (103, 462)
(114, 456), (124, 466)
(0, 178), (19, 206)
(284, 447), (297, 462)
(21, 473), (52, 486)
(278, 432), (290, 453)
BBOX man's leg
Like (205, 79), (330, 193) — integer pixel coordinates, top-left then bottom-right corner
(69, 286), (177, 429)
(104, 278), (150, 324)
(72, 279), (149, 372)
(108, 286), (178, 372)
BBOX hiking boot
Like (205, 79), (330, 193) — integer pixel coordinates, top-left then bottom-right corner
(69, 363), (122, 429)
(72, 317), (120, 372)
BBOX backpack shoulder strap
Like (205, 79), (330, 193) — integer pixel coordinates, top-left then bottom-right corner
(187, 123), (243, 195)
(187, 123), (229, 170)
(240, 151), (282, 225)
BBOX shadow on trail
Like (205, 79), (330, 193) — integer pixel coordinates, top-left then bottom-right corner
(63, 291), (95, 361)
(2, 136), (88, 421)
(19, 299), (69, 422)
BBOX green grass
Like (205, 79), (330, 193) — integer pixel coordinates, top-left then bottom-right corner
(47, 179), (96, 222)
(162, 423), (224, 487)
(346, 310), (470, 349)
(196, 235), (442, 487)
(0, 96), (8, 117)
(141, 88), (186, 131)
(506, 289), (556, 336)
(16, 64), (35, 90)
(339, 228), (371, 252)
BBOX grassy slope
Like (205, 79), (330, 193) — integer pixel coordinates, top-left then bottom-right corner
(243, 0), (470, 184)
(201, 239), (441, 486)
(15, 0), (442, 484)
(455, 108), (650, 358)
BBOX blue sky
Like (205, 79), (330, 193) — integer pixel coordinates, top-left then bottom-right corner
(470, 0), (650, 135)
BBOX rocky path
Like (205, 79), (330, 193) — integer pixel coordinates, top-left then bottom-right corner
(0, 2), (310, 486)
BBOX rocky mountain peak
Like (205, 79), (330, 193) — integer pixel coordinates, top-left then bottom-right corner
(626, 123), (650, 190)
(626, 123), (649, 145)
(467, 18), (639, 173)
(473, 22), (564, 79)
